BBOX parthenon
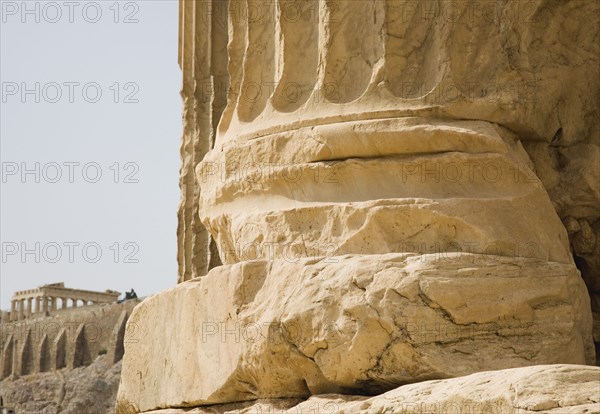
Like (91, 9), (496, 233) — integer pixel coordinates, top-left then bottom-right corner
(9, 283), (120, 321)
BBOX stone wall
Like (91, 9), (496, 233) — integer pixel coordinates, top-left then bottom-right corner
(0, 300), (138, 381)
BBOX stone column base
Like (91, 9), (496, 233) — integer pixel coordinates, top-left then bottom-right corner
(116, 253), (594, 413)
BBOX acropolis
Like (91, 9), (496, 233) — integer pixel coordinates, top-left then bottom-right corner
(0, 283), (138, 413)
(8, 283), (120, 321)
(1, 1), (599, 413)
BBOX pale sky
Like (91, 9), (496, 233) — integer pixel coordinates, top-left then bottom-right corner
(0, 0), (182, 309)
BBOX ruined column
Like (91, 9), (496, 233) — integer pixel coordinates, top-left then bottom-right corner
(176, 0), (227, 283)
(17, 300), (24, 321)
(50, 297), (56, 311)
(195, 0), (578, 267)
(117, 1), (598, 412)
(34, 297), (41, 315)
(26, 298), (32, 319)
(10, 300), (16, 321)
(41, 296), (48, 314)
(61, 298), (67, 309)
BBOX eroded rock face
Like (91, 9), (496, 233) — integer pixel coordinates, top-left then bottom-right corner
(525, 142), (600, 358)
(116, 254), (593, 412)
(142, 365), (600, 414)
(1, 356), (121, 414)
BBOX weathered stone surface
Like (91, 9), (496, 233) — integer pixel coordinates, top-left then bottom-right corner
(118, 0), (600, 412)
(0, 300), (138, 380)
(214, 1), (599, 149)
(198, 119), (572, 266)
(0, 355), (121, 414)
(116, 254), (593, 412)
(0, 300), (138, 413)
(526, 142), (600, 357)
(177, 0), (600, 283)
(142, 365), (600, 414)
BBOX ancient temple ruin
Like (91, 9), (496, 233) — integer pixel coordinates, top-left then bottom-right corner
(1, 282), (136, 412)
(117, 1), (600, 413)
(9, 283), (119, 321)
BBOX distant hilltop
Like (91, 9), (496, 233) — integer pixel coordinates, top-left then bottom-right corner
(5, 282), (120, 322)
(0, 289), (140, 414)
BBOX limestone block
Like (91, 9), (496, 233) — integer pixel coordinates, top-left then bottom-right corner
(143, 365), (600, 414)
(197, 119), (572, 265)
(116, 254), (593, 412)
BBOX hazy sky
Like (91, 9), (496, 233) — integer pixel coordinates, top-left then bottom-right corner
(0, 0), (182, 309)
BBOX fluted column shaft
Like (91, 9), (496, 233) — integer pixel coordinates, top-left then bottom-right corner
(10, 300), (16, 321)
(18, 299), (24, 320)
